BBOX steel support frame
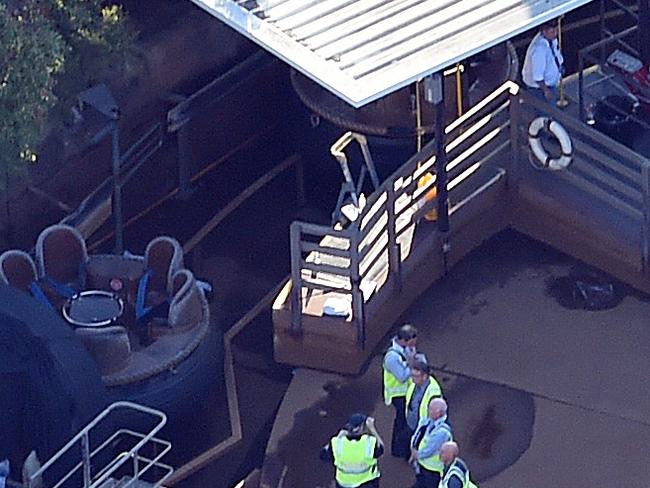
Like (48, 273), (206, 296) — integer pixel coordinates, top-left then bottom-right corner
(640, 0), (650, 65)
(111, 122), (124, 255)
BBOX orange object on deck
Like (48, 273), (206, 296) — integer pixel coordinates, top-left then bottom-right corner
(418, 173), (438, 221)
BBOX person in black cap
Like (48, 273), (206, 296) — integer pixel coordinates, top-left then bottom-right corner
(320, 413), (384, 487)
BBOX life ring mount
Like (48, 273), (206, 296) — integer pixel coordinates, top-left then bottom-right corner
(528, 117), (573, 171)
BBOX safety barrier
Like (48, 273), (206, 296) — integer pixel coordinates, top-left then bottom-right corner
(511, 88), (650, 277)
(287, 82), (516, 346)
(26, 401), (172, 488)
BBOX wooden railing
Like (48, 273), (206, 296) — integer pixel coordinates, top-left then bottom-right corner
(512, 89), (650, 271)
(289, 82), (516, 345)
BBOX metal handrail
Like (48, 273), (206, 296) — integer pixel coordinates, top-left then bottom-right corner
(27, 401), (169, 488)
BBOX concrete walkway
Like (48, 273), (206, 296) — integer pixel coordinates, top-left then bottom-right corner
(260, 231), (650, 487)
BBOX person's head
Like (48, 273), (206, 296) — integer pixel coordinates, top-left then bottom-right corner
(344, 413), (367, 436)
(440, 441), (459, 465)
(540, 20), (558, 41)
(396, 323), (418, 348)
(411, 360), (429, 385)
(427, 397), (447, 421)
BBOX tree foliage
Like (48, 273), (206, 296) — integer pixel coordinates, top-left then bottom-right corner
(0, 0), (136, 185)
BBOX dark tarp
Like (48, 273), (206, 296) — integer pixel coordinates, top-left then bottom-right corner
(0, 284), (109, 479)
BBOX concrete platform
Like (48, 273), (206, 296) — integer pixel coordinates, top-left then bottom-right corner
(260, 231), (650, 487)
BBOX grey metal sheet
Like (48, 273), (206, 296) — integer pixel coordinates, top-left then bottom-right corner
(190, 0), (594, 107)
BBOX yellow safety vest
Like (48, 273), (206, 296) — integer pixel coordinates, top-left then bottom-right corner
(405, 377), (442, 423)
(331, 434), (380, 488)
(416, 421), (452, 473)
(383, 346), (411, 405)
(440, 458), (477, 488)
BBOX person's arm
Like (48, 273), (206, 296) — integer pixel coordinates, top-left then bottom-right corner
(319, 443), (334, 463)
(320, 431), (345, 463)
(373, 442), (384, 458)
(416, 428), (450, 459)
(365, 417), (384, 449)
(408, 419), (427, 464)
(384, 350), (410, 383)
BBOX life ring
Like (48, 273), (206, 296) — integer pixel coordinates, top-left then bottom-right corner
(528, 117), (573, 170)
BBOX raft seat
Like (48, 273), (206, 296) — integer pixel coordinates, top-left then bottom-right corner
(75, 325), (131, 376)
(148, 269), (204, 339)
(136, 236), (184, 322)
(0, 250), (54, 310)
(35, 224), (88, 298)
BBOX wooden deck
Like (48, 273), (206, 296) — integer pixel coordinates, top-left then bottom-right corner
(273, 83), (650, 374)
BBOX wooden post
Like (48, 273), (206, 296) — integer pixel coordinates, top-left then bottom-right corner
(509, 89), (521, 194)
(348, 229), (365, 347)
(289, 222), (302, 335)
(432, 72), (449, 235)
(386, 185), (402, 291)
(641, 164), (650, 274)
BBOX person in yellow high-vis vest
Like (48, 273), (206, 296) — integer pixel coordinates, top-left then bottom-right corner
(438, 441), (478, 488)
(383, 324), (419, 458)
(320, 413), (384, 488)
(409, 398), (452, 488)
(405, 360), (442, 451)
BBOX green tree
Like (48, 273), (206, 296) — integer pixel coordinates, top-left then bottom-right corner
(0, 0), (136, 187)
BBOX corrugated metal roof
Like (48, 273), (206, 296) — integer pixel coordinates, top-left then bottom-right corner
(190, 0), (594, 107)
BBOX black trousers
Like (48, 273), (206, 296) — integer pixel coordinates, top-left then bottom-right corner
(336, 478), (379, 488)
(390, 396), (411, 458)
(415, 467), (441, 488)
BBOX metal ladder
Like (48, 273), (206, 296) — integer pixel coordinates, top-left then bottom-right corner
(25, 401), (173, 488)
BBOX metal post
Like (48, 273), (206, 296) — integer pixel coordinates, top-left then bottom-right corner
(640, 0), (650, 65)
(81, 433), (92, 487)
(599, 0), (606, 64)
(111, 122), (124, 255)
(295, 158), (306, 208)
(455, 63), (464, 117)
(557, 16), (569, 108)
(177, 123), (193, 199)
(133, 451), (140, 480)
(415, 80), (423, 152)
(4, 162), (13, 248)
(578, 54), (585, 122)
(432, 73), (449, 235)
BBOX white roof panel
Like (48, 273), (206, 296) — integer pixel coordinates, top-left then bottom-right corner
(190, 0), (594, 107)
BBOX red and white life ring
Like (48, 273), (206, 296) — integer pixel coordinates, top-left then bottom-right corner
(528, 117), (573, 170)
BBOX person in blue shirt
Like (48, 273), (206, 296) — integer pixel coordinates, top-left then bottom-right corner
(522, 20), (564, 104)
(382, 324), (419, 458)
(439, 441), (475, 488)
(409, 398), (453, 488)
